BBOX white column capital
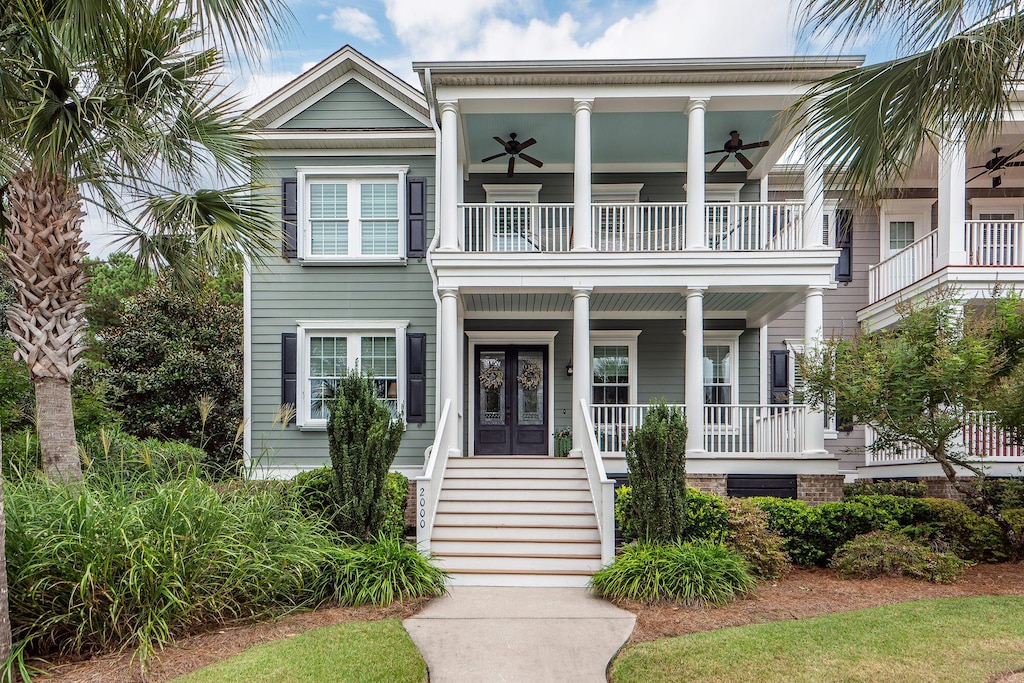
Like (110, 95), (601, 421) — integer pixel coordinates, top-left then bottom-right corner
(572, 286), (593, 299)
(438, 100), (459, 116)
(805, 285), (825, 297)
(439, 287), (459, 300)
(686, 97), (710, 113)
(572, 99), (594, 114)
(684, 285), (708, 299)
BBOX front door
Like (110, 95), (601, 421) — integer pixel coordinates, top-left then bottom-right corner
(475, 345), (549, 455)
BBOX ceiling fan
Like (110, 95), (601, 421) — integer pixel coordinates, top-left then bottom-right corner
(968, 147), (1024, 188)
(481, 133), (544, 177)
(706, 131), (770, 174)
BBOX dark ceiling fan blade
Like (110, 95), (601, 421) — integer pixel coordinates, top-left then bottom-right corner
(710, 155), (729, 174)
(967, 168), (991, 183)
(705, 148), (728, 155)
(493, 136), (510, 150)
(739, 140), (770, 150)
(735, 152), (754, 170)
(481, 152), (508, 163)
(519, 153), (543, 168)
(507, 156), (515, 178)
(516, 138), (537, 151)
(1004, 161), (1024, 167)
(968, 164), (990, 169)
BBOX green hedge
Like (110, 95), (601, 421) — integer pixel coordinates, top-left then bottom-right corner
(616, 486), (727, 544)
(290, 467), (409, 539)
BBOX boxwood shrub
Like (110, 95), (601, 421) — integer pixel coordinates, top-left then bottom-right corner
(831, 531), (968, 583)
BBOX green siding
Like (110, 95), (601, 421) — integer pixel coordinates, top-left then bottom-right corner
(251, 154), (435, 473)
(280, 80), (424, 129)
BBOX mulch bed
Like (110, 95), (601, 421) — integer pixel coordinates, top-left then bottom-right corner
(33, 600), (428, 683)
(617, 562), (1024, 644)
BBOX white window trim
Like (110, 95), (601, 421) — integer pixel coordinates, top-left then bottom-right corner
(822, 199), (840, 247)
(591, 330), (641, 405)
(968, 198), (1024, 219)
(879, 198), (934, 256)
(296, 319), (409, 429)
(704, 183), (743, 203)
(483, 184), (542, 203)
(297, 165), (409, 264)
(593, 184), (644, 203)
(701, 330), (741, 432)
(784, 339), (838, 439)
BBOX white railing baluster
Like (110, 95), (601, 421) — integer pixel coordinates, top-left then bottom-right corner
(964, 220), (1024, 266)
(864, 410), (1023, 466)
(867, 230), (937, 304)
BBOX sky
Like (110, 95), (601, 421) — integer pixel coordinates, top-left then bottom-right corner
(85, 0), (896, 255)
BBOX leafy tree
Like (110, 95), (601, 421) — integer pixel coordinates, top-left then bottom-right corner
(326, 370), (405, 540)
(82, 253), (153, 334)
(0, 0), (289, 481)
(100, 282), (243, 475)
(794, 1), (1024, 196)
(623, 401), (689, 543)
(799, 292), (1024, 559)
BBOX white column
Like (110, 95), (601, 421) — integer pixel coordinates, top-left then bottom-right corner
(438, 101), (460, 252)
(572, 287), (592, 449)
(803, 132), (825, 248)
(803, 286), (828, 456)
(686, 98), (709, 250)
(684, 287), (706, 454)
(439, 288), (460, 437)
(573, 99), (594, 251)
(937, 132), (967, 268)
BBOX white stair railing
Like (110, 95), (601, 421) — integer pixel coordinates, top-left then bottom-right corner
(580, 399), (616, 566)
(867, 230), (937, 303)
(415, 399), (457, 553)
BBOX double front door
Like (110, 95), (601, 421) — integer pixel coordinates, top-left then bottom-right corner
(475, 345), (549, 455)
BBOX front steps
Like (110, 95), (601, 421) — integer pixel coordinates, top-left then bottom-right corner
(430, 457), (603, 587)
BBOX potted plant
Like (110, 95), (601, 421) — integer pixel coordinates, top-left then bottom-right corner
(555, 426), (572, 457)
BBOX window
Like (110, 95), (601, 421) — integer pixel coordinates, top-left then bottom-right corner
(879, 199), (933, 259)
(296, 321), (408, 427)
(888, 220), (915, 251)
(590, 332), (639, 406)
(298, 166), (407, 261)
(482, 184), (542, 252)
(593, 184), (644, 251)
(783, 339), (838, 437)
(701, 331), (740, 426)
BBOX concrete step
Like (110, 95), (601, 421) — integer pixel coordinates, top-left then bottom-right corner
(429, 538), (603, 556)
(447, 457), (584, 469)
(444, 467), (586, 480)
(433, 511), (597, 527)
(444, 570), (594, 588)
(441, 477), (590, 491)
(439, 487), (594, 502)
(436, 499), (596, 514)
(431, 523), (600, 542)
(435, 553), (602, 573)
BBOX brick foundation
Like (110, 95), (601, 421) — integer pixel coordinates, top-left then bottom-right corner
(920, 476), (965, 501)
(405, 481), (417, 530)
(796, 474), (845, 504)
(687, 474), (728, 497)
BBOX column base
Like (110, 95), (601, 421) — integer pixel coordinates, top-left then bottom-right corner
(571, 246), (596, 252)
(801, 448), (831, 458)
(684, 245), (710, 251)
(685, 448), (708, 456)
(436, 245), (460, 253)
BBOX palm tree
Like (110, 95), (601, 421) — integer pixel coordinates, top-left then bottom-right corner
(794, 1), (1024, 197)
(0, 0), (289, 480)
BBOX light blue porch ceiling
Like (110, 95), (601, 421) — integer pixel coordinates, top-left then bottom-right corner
(464, 110), (779, 169)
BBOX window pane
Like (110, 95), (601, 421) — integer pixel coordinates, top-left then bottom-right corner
(310, 183), (347, 219)
(361, 183), (399, 256)
(703, 344), (732, 406)
(309, 336), (346, 420)
(979, 213), (1016, 221)
(361, 336), (396, 377)
(311, 220), (348, 256)
(889, 221), (915, 250)
(593, 346), (629, 383)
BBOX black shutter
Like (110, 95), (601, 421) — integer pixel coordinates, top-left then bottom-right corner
(407, 176), (427, 258)
(406, 332), (427, 423)
(281, 332), (297, 423)
(282, 178), (298, 259)
(770, 349), (789, 405)
(835, 208), (852, 282)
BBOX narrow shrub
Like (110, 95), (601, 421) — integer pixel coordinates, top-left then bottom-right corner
(326, 369), (405, 540)
(615, 485), (639, 543)
(724, 497), (790, 578)
(291, 468), (409, 539)
(381, 472), (410, 539)
(843, 480), (927, 499)
(623, 402), (688, 543)
(831, 531), (969, 583)
(331, 536), (447, 606)
(589, 541), (755, 605)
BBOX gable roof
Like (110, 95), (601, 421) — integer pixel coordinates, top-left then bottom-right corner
(248, 45), (430, 129)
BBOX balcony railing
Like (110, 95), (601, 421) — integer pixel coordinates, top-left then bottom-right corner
(965, 220), (1024, 266)
(865, 411), (1024, 465)
(459, 201), (804, 253)
(591, 403), (807, 456)
(868, 230), (937, 303)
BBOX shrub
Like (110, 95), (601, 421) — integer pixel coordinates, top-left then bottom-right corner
(917, 497), (1009, 563)
(831, 531), (969, 583)
(326, 369), (405, 540)
(683, 488), (729, 543)
(291, 468), (409, 539)
(622, 402), (688, 543)
(381, 472), (410, 539)
(78, 427), (206, 482)
(614, 485), (638, 543)
(845, 494), (937, 528)
(331, 536), (446, 606)
(724, 497), (790, 578)
(589, 541), (755, 605)
(750, 497), (823, 566)
(961, 477), (1024, 512)
(843, 480), (927, 499)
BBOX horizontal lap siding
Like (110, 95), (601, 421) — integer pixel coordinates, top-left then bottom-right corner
(279, 81), (424, 129)
(767, 197), (879, 470)
(251, 155), (436, 473)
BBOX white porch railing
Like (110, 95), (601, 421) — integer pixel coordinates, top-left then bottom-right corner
(461, 203), (574, 252)
(865, 410), (1024, 465)
(704, 202), (804, 251)
(415, 399), (458, 553)
(591, 203), (686, 252)
(591, 403), (807, 456)
(868, 230), (937, 303)
(580, 399), (616, 566)
(965, 220), (1024, 266)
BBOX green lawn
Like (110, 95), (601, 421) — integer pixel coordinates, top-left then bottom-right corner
(172, 619), (426, 683)
(612, 596), (1024, 683)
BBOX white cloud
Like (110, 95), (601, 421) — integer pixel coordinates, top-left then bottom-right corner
(331, 7), (384, 43)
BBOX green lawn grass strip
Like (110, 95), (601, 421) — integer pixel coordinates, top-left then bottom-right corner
(173, 619), (426, 683)
(612, 596), (1024, 683)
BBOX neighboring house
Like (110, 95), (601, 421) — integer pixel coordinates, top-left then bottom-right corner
(244, 47), (1024, 585)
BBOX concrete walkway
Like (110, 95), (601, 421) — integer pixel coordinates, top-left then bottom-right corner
(403, 587), (636, 683)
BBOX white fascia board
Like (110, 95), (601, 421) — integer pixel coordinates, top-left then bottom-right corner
(254, 129), (434, 144)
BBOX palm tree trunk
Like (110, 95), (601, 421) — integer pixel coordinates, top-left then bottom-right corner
(0, 436), (11, 662)
(2, 169), (87, 482)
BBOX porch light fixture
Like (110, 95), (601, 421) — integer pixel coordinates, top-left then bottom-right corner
(566, 361), (573, 377)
